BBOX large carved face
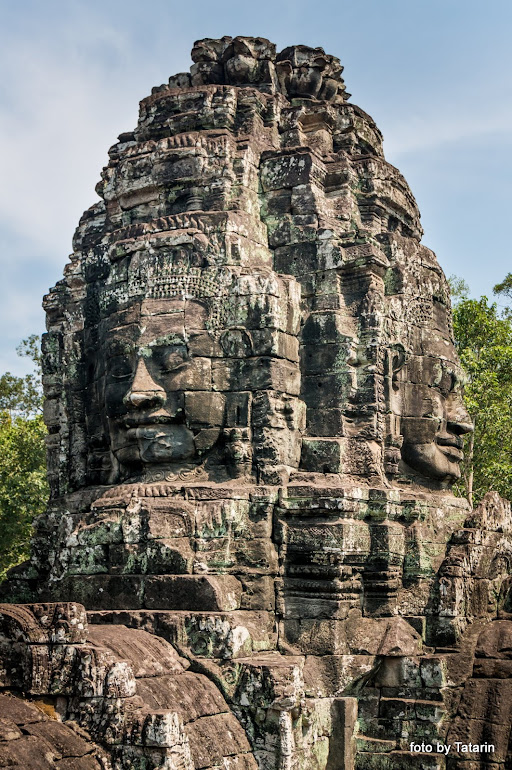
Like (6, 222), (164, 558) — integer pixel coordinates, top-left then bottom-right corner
(400, 353), (473, 482)
(103, 297), (222, 471)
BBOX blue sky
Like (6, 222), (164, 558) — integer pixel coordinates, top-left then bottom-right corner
(1, 0), (511, 375)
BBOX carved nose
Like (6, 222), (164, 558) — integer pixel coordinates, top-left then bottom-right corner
(124, 357), (165, 409)
(447, 403), (473, 435)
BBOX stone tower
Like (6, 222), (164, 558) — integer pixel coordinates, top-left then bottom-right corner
(2, 37), (512, 770)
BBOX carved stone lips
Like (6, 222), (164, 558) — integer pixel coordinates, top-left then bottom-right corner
(437, 434), (463, 449)
(437, 435), (464, 460)
(124, 423), (182, 441)
(122, 412), (182, 428)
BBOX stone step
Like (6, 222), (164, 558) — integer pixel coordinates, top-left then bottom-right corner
(379, 696), (444, 721)
(235, 652), (305, 668)
(379, 687), (444, 702)
(355, 735), (396, 753)
(380, 697), (443, 706)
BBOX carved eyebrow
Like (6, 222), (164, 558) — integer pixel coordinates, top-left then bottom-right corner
(138, 336), (189, 359)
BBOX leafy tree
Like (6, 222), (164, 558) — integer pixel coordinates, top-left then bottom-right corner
(448, 275), (470, 303)
(0, 336), (48, 580)
(494, 273), (512, 303)
(0, 334), (43, 417)
(0, 412), (48, 579)
(450, 287), (512, 506)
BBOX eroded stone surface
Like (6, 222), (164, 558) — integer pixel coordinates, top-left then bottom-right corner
(1, 35), (511, 770)
(0, 693), (105, 770)
(0, 605), (257, 769)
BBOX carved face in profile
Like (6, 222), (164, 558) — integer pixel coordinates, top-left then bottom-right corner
(103, 297), (222, 471)
(399, 352), (473, 482)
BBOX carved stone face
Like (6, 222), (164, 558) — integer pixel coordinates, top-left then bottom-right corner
(103, 297), (221, 471)
(400, 355), (473, 482)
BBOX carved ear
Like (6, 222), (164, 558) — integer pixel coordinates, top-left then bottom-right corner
(388, 344), (407, 391)
(390, 344), (407, 372)
(220, 329), (253, 357)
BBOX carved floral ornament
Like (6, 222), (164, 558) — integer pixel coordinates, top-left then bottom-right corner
(99, 261), (235, 334)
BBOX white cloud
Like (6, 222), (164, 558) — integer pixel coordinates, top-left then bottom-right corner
(0, 11), (187, 263)
(380, 75), (512, 158)
(385, 107), (512, 158)
(0, 284), (45, 376)
(0, 6), (192, 371)
(0, 49), (132, 261)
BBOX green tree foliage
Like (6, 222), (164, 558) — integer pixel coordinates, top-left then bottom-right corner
(0, 336), (48, 580)
(494, 273), (512, 303)
(0, 335), (43, 417)
(450, 282), (512, 506)
(0, 413), (48, 579)
(448, 275), (470, 303)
